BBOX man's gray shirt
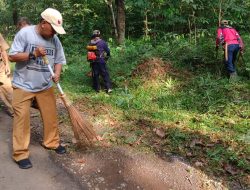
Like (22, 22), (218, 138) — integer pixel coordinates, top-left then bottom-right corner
(9, 25), (66, 92)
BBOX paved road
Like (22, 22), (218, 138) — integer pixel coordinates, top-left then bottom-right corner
(0, 111), (83, 190)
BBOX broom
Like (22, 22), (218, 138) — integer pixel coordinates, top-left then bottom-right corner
(42, 56), (98, 143)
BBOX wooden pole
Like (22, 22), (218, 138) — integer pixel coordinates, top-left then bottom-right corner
(105, 0), (118, 38)
(218, 0), (223, 27)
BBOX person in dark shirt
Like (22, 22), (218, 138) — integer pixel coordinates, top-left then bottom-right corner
(88, 30), (112, 93)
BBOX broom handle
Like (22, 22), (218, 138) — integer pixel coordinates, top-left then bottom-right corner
(42, 57), (64, 95)
(47, 64), (64, 95)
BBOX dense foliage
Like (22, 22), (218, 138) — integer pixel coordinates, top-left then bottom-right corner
(1, 0), (250, 42)
(60, 34), (250, 188)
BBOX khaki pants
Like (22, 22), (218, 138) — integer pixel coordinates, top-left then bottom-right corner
(0, 71), (13, 114)
(12, 87), (60, 161)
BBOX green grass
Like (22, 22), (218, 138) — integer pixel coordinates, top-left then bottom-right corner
(60, 36), (250, 186)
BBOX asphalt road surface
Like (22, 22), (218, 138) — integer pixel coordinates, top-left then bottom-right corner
(0, 111), (83, 190)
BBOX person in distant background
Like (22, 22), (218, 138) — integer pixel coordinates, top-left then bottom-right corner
(87, 30), (112, 93)
(16, 17), (39, 109)
(0, 33), (13, 116)
(0, 18), (33, 117)
(216, 20), (244, 80)
(17, 17), (31, 30)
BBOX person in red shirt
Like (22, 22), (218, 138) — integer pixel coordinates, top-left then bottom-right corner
(216, 20), (244, 79)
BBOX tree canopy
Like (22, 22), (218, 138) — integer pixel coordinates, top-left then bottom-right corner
(1, 0), (250, 43)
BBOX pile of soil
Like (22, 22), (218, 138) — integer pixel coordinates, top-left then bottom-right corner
(132, 58), (172, 81)
(132, 57), (193, 83)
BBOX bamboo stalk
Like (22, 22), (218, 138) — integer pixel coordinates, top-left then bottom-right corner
(218, 0), (223, 27)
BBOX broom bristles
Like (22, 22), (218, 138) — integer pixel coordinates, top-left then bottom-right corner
(60, 95), (98, 143)
(68, 105), (97, 141)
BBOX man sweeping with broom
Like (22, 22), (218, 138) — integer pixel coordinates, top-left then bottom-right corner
(9, 8), (67, 169)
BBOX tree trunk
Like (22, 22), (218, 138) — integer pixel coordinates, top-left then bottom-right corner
(188, 17), (192, 42)
(218, 0), (223, 27)
(11, 0), (18, 25)
(116, 0), (125, 45)
(105, 0), (118, 39)
(12, 9), (18, 25)
(144, 10), (149, 38)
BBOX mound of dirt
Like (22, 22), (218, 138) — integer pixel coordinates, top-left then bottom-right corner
(132, 57), (194, 83)
(132, 58), (172, 81)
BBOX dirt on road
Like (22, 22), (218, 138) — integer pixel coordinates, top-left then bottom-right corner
(0, 102), (231, 190)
